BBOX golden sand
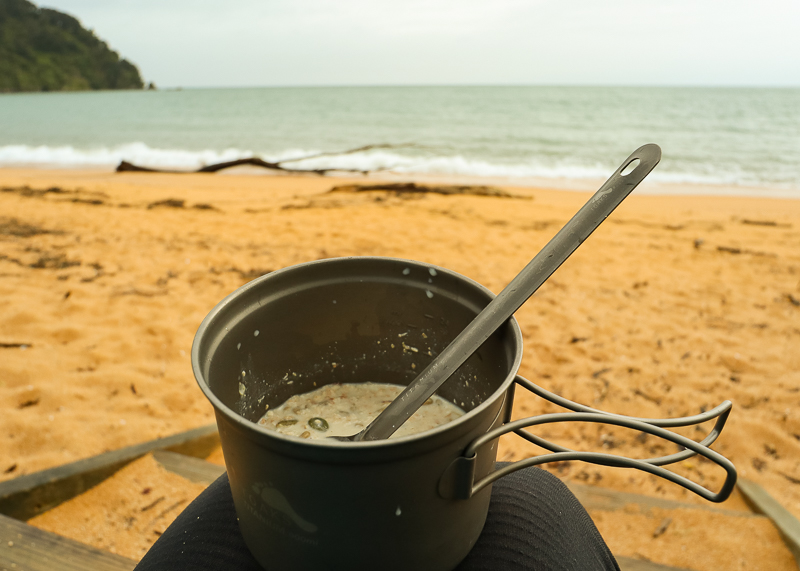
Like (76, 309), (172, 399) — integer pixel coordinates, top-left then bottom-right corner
(590, 505), (797, 570)
(27, 453), (207, 560)
(1, 168), (799, 564)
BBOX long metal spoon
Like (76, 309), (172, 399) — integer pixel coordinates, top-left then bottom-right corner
(337, 143), (661, 442)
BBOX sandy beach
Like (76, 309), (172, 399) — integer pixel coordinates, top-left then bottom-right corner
(1, 167), (799, 565)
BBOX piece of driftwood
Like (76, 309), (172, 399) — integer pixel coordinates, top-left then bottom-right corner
(0, 425), (219, 521)
(738, 478), (800, 566)
(146, 198), (185, 209)
(115, 143), (417, 175)
(328, 182), (529, 198)
(116, 157), (351, 175)
(741, 219), (792, 228)
(0, 512), (136, 571)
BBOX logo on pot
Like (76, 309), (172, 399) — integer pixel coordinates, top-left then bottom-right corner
(249, 482), (318, 534)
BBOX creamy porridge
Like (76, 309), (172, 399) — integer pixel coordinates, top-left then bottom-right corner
(257, 382), (464, 440)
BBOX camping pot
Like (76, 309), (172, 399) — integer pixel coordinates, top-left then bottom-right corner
(192, 256), (737, 571)
(193, 256), (525, 570)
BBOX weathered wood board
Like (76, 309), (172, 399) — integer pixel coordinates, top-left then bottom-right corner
(0, 424), (219, 521)
(0, 512), (136, 571)
(568, 482), (764, 519)
(151, 450), (226, 484)
(738, 478), (800, 567)
(616, 557), (693, 571)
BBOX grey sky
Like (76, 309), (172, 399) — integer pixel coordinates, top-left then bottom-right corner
(38, 0), (800, 88)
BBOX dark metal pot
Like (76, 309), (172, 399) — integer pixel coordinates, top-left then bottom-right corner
(192, 256), (525, 571)
(193, 255), (739, 570)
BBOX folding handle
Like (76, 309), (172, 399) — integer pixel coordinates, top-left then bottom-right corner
(439, 376), (737, 503)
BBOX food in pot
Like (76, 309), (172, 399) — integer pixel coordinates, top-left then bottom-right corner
(258, 382), (464, 439)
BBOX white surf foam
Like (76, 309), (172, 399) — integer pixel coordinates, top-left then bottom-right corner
(0, 143), (259, 170)
(1, 143), (796, 195)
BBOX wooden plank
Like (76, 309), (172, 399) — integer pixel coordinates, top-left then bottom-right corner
(0, 424), (219, 521)
(152, 451), (226, 484)
(617, 555), (693, 571)
(161, 427), (221, 459)
(0, 513), (136, 571)
(737, 478), (800, 567)
(567, 482), (764, 519)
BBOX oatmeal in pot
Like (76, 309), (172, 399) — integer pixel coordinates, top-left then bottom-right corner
(258, 382), (464, 439)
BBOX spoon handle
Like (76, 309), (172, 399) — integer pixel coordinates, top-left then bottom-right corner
(357, 144), (662, 442)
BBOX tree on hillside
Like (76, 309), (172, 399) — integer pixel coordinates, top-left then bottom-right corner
(0, 0), (144, 92)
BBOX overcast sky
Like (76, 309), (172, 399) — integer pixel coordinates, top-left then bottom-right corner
(39, 0), (800, 88)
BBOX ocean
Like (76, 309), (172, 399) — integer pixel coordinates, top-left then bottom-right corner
(1, 86), (799, 196)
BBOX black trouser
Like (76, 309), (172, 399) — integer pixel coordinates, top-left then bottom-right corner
(135, 465), (618, 571)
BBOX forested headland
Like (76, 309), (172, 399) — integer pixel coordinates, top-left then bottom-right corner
(0, 0), (144, 93)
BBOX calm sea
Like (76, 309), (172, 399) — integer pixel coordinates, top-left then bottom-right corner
(1, 86), (798, 196)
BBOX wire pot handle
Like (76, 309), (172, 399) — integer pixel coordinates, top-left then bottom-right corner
(442, 376), (737, 503)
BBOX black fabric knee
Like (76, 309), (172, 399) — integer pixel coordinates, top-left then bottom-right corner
(455, 467), (618, 570)
(134, 474), (263, 571)
(135, 466), (617, 571)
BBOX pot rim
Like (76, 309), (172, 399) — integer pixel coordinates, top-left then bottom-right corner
(192, 256), (523, 450)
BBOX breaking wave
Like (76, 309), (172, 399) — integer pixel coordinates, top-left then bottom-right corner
(1, 142), (797, 194)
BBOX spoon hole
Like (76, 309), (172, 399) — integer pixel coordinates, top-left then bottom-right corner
(621, 158), (640, 176)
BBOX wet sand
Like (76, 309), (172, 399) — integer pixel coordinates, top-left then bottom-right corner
(1, 167), (799, 563)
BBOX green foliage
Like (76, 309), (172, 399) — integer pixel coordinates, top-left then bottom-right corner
(0, 0), (144, 92)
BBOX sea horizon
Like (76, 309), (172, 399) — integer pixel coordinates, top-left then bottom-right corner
(5, 82), (796, 90)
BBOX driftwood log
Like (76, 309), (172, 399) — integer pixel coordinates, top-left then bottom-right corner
(115, 144), (419, 175)
(329, 182), (530, 199)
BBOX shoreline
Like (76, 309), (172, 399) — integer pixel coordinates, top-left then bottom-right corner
(3, 166), (800, 201)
